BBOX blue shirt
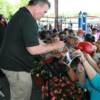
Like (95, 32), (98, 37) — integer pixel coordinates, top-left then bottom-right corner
(81, 74), (100, 100)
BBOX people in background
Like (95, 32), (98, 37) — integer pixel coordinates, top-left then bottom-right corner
(92, 28), (98, 42)
(0, 14), (7, 47)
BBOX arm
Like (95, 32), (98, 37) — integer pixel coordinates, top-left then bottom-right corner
(84, 53), (100, 73)
(85, 53), (97, 67)
(80, 55), (97, 80)
(80, 51), (100, 91)
(73, 50), (100, 91)
(76, 63), (95, 92)
(26, 41), (65, 55)
(76, 63), (86, 84)
(73, 50), (97, 80)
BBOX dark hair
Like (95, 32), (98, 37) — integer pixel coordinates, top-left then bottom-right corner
(84, 34), (95, 42)
(64, 28), (68, 32)
(0, 14), (7, 27)
(28, 0), (50, 8)
(92, 28), (97, 31)
(39, 30), (59, 43)
(0, 14), (3, 20)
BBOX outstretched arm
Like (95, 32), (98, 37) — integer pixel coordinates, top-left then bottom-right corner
(84, 53), (100, 73)
(73, 50), (97, 80)
(26, 41), (65, 55)
(73, 50), (100, 91)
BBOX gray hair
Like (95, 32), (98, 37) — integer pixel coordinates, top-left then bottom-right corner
(28, 0), (50, 8)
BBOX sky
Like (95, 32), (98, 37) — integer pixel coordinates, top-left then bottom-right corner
(48, 0), (100, 16)
(9, 0), (20, 5)
(8, 0), (100, 17)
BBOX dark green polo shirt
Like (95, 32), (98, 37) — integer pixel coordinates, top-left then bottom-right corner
(0, 7), (39, 72)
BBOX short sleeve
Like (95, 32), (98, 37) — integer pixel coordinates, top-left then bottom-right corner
(21, 12), (39, 47)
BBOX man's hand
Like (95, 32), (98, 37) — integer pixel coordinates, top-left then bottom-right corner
(52, 41), (65, 50)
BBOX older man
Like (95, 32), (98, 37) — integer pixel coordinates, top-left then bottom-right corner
(0, 0), (65, 100)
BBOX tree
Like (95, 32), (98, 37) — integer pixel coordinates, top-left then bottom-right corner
(0, 0), (29, 20)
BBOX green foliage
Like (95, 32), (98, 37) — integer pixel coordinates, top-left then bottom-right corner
(0, 0), (29, 20)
